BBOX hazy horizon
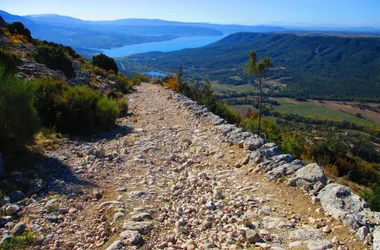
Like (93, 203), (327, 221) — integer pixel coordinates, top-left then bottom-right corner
(2, 0), (380, 28)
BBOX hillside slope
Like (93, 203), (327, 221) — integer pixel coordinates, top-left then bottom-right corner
(0, 83), (373, 249)
(118, 32), (380, 100)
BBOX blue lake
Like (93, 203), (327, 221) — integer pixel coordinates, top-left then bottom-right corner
(101, 35), (225, 58)
(143, 71), (167, 77)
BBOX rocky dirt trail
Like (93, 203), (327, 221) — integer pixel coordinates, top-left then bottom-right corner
(0, 83), (375, 249)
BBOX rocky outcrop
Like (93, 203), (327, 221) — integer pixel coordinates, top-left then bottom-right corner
(317, 183), (379, 245)
(288, 163), (327, 192)
(318, 183), (369, 220)
(169, 86), (378, 248)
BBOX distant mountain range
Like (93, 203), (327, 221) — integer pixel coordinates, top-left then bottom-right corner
(1, 9), (380, 57)
(0, 9), (286, 55)
(117, 32), (380, 100)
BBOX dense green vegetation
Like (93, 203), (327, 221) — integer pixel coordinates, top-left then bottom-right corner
(7, 21), (32, 42)
(29, 79), (120, 134)
(160, 68), (241, 125)
(0, 49), (17, 73)
(33, 43), (75, 78)
(0, 67), (39, 152)
(119, 32), (380, 100)
(0, 231), (36, 250)
(92, 53), (118, 74)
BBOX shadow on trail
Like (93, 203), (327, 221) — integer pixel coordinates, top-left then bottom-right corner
(0, 147), (97, 198)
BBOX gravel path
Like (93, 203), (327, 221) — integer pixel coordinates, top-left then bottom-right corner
(1, 83), (367, 249)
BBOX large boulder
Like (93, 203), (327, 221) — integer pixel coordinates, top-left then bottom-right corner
(317, 183), (369, 230)
(287, 163), (326, 191)
(249, 143), (281, 164)
(243, 134), (265, 151)
(265, 160), (304, 181)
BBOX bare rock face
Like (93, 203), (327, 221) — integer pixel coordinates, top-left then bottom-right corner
(317, 183), (374, 233)
(249, 143), (281, 164)
(287, 163), (326, 191)
(318, 183), (368, 219)
(243, 134), (265, 151)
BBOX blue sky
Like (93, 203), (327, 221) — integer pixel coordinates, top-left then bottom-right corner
(1, 0), (380, 27)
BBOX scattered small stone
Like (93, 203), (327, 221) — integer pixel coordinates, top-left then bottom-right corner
(119, 230), (144, 245)
(112, 212), (125, 224)
(131, 213), (152, 222)
(27, 179), (47, 195)
(123, 221), (153, 235)
(105, 240), (123, 250)
(99, 201), (123, 207)
(5, 204), (20, 215)
(45, 213), (58, 223)
(93, 189), (102, 200)
(0, 235), (11, 245)
(8, 191), (25, 202)
(11, 222), (25, 236)
(322, 225), (332, 233)
(246, 230), (263, 243)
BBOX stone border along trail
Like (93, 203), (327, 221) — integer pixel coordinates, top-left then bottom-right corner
(2, 83), (379, 250)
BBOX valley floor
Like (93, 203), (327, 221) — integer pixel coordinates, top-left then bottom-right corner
(4, 84), (368, 249)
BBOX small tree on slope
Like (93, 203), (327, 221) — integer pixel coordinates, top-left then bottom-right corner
(246, 50), (272, 135)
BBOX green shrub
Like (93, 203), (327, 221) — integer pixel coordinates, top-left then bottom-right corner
(65, 46), (80, 58)
(34, 45), (75, 78)
(114, 74), (133, 94)
(214, 102), (241, 125)
(29, 79), (119, 134)
(92, 53), (118, 74)
(0, 231), (36, 250)
(0, 50), (17, 74)
(132, 73), (149, 84)
(182, 80), (241, 125)
(0, 67), (39, 151)
(7, 22), (32, 42)
(361, 184), (380, 211)
(116, 98), (128, 115)
(96, 98), (120, 130)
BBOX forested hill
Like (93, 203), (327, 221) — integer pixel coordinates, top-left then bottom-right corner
(118, 32), (380, 100)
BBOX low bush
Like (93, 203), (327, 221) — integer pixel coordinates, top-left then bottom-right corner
(92, 53), (118, 74)
(0, 67), (39, 151)
(7, 22), (32, 42)
(132, 73), (149, 84)
(0, 50), (17, 74)
(116, 98), (128, 115)
(33, 45), (75, 78)
(29, 79), (119, 134)
(0, 231), (36, 250)
(114, 74), (133, 94)
(65, 46), (80, 58)
(361, 184), (380, 211)
(163, 70), (241, 125)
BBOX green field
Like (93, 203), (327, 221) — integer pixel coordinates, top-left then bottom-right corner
(273, 102), (375, 126)
(211, 82), (256, 94)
